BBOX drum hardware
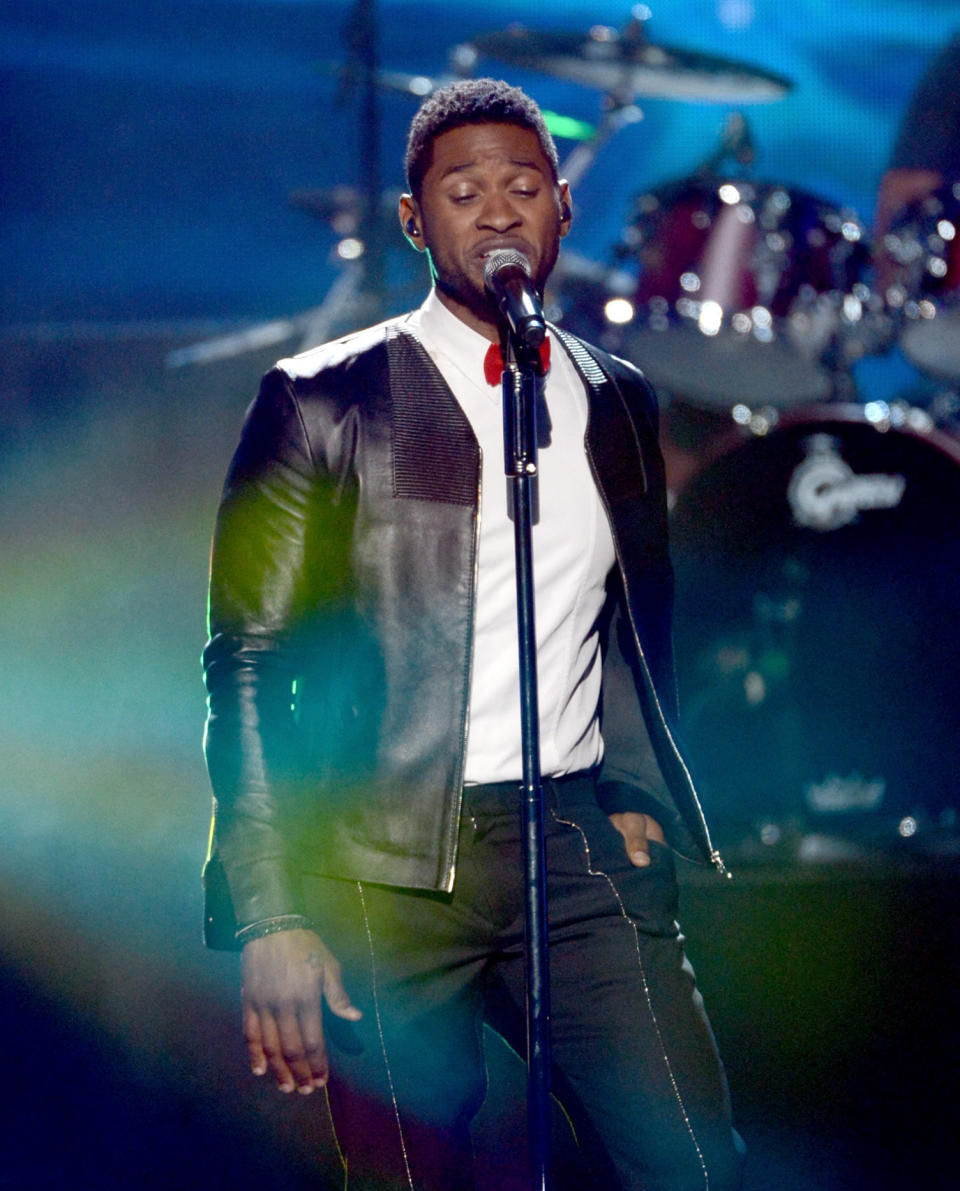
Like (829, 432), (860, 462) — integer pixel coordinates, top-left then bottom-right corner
(879, 182), (960, 382)
(858, 398), (935, 434)
(731, 402), (780, 437)
(558, 100), (645, 192)
(370, 40), (480, 101)
(373, 64), (601, 171)
(693, 111), (756, 177)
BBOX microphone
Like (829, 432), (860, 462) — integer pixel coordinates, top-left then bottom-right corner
(483, 250), (547, 348)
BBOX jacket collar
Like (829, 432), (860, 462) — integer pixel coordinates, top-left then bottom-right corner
(552, 326), (649, 501)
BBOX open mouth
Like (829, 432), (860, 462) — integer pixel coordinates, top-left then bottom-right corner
(476, 241), (531, 263)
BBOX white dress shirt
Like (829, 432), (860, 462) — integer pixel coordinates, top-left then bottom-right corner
(404, 289), (616, 784)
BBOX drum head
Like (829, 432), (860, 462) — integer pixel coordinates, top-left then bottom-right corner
(901, 309), (960, 379)
(627, 322), (833, 409)
(670, 406), (960, 858)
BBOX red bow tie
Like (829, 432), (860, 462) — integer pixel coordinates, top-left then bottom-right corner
(483, 338), (551, 386)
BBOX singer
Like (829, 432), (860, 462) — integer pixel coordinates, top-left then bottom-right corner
(202, 78), (744, 1191)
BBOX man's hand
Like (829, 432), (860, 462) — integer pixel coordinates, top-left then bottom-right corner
(609, 811), (665, 868)
(241, 927), (362, 1094)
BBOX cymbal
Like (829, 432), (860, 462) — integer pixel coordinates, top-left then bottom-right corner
(470, 26), (792, 103)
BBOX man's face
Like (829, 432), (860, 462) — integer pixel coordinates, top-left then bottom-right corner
(402, 122), (571, 339)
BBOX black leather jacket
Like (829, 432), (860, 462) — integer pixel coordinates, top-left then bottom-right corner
(202, 319), (721, 947)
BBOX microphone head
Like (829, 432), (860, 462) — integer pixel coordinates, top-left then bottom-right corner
(483, 248), (531, 291)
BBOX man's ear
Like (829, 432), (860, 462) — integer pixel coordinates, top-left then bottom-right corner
(399, 194), (424, 250)
(558, 181), (573, 238)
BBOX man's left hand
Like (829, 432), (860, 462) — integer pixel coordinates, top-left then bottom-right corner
(609, 812), (665, 867)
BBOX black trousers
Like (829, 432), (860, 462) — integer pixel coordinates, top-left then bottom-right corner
(301, 772), (745, 1191)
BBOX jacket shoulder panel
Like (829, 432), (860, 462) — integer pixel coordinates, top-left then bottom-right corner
(260, 317), (480, 509)
(553, 327), (659, 421)
(554, 328), (661, 505)
(275, 317), (401, 381)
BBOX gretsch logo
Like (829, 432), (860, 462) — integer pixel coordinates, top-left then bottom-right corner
(787, 434), (906, 531)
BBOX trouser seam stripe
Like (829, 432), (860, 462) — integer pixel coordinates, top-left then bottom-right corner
(358, 881), (417, 1190)
(550, 810), (711, 1191)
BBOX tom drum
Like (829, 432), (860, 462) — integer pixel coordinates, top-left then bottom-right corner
(619, 178), (873, 409)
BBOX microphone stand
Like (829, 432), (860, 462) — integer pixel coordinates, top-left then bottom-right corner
(500, 329), (552, 1191)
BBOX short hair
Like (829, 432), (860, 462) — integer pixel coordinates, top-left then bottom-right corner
(404, 78), (560, 200)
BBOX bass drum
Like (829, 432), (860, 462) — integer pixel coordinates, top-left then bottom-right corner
(669, 405), (960, 859)
(619, 178), (874, 409)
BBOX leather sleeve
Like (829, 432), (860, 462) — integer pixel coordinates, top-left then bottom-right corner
(202, 365), (357, 935)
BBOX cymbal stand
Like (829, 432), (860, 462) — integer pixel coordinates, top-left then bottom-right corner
(560, 99), (643, 189)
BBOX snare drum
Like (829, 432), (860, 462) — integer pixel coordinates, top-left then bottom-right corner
(882, 182), (960, 381)
(669, 404), (960, 856)
(618, 178), (873, 409)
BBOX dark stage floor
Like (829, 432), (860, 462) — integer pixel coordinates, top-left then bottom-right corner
(3, 854), (958, 1190)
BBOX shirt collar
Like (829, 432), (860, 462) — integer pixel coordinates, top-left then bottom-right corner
(416, 288), (495, 365)
(414, 288), (558, 396)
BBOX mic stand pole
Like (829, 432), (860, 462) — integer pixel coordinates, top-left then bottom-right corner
(501, 332), (552, 1191)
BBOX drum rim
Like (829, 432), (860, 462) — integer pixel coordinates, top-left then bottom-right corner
(670, 402), (960, 499)
(632, 174), (865, 218)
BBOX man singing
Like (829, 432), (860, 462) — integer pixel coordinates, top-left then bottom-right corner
(202, 78), (744, 1190)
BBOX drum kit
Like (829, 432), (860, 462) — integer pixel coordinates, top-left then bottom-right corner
(475, 16), (960, 864)
(179, 10), (960, 862)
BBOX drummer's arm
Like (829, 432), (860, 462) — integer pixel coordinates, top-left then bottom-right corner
(874, 167), (942, 245)
(875, 35), (960, 253)
(873, 167), (942, 296)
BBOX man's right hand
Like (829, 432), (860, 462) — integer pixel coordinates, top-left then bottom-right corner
(241, 927), (362, 1094)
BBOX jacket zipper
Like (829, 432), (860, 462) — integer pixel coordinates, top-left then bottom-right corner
(585, 440), (728, 878)
(439, 450), (483, 892)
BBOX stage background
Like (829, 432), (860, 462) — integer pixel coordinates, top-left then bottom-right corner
(2, 3), (959, 1188)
